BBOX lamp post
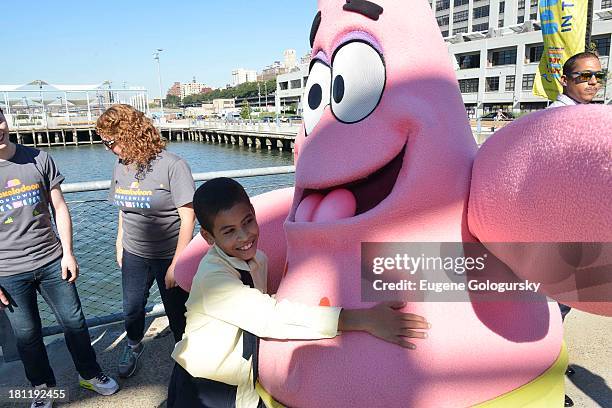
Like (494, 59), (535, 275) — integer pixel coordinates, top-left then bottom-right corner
(153, 48), (165, 119)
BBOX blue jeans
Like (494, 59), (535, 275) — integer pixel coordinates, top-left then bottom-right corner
(122, 250), (188, 343)
(0, 257), (101, 386)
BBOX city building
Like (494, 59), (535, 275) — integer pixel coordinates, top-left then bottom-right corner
(180, 78), (210, 98)
(284, 49), (297, 70)
(167, 82), (181, 97)
(434, 0), (612, 116)
(275, 2), (612, 118)
(232, 68), (257, 86)
(275, 62), (309, 114)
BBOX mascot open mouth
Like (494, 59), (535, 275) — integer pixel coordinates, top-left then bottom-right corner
(294, 145), (405, 222)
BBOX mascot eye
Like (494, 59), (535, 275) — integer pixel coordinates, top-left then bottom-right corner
(331, 41), (385, 123)
(303, 61), (331, 135)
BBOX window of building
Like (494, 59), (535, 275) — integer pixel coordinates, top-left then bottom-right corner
(437, 0), (450, 11)
(453, 26), (469, 34)
(473, 5), (490, 18)
(437, 14), (450, 26)
(530, 12), (538, 20)
(522, 74), (535, 90)
(473, 23), (489, 31)
(453, 10), (469, 22)
(530, 0), (539, 6)
(491, 48), (517, 65)
(290, 79), (302, 89)
(499, 18), (505, 27)
(279, 82), (288, 90)
(499, 1), (505, 12)
(485, 77), (500, 92)
(517, 15), (525, 23)
(529, 45), (544, 62)
(441, 30), (449, 37)
(505, 75), (515, 91)
(518, 0), (526, 9)
(457, 53), (480, 69)
(459, 78), (479, 93)
(593, 35), (611, 56)
(454, 0), (469, 6)
(602, 0), (612, 8)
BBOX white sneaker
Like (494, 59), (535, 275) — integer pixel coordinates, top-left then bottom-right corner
(78, 372), (119, 396)
(30, 384), (52, 408)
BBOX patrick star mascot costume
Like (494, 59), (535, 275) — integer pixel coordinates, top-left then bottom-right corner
(175, 0), (612, 406)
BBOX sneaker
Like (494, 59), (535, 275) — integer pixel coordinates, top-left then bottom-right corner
(118, 342), (144, 378)
(79, 372), (119, 396)
(31, 384), (52, 408)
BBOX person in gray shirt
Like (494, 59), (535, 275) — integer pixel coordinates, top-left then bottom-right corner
(96, 104), (195, 379)
(0, 108), (119, 407)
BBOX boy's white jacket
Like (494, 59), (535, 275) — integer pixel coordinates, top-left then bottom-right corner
(172, 244), (341, 407)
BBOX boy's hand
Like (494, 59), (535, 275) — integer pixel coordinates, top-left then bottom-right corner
(365, 301), (430, 349)
(61, 253), (80, 283)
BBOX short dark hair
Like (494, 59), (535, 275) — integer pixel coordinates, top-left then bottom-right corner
(563, 51), (600, 76)
(193, 177), (252, 233)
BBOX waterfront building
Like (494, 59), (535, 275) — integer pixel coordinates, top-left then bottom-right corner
(275, 63), (309, 115)
(436, 0), (612, 117)
(275, 2), (612, 117)
(0, 81), (148, 126)
(232, 68), (258, 86)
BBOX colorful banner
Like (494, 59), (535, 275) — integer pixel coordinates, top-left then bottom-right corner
(533, 0), (588, 100)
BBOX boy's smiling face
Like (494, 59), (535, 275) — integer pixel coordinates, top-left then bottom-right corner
(202, 202), (259, 261)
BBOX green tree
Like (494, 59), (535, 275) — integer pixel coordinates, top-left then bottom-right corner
(165, 94), (180, 107)
(240, 102), (251, 119)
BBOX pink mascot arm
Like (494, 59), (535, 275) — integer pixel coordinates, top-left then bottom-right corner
(174, 187), (295, 293)
(469, 105), (612, 316)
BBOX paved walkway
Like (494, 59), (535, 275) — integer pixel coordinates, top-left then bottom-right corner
(1, 310), (610, 407)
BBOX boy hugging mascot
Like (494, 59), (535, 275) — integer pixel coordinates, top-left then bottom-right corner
(176, 0), (612, 406)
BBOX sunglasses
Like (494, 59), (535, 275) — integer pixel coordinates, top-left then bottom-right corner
(101, 138), (116, 149)
(569, 70), (607, 83)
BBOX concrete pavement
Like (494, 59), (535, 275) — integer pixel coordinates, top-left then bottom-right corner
(1, 310), (610, 407)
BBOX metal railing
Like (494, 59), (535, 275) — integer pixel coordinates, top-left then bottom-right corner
(39, 166), (295, 336)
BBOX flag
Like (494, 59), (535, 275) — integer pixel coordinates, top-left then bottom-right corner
(533, 0), (589, 100)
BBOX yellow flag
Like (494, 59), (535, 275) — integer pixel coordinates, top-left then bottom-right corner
(533, 0), (589, 100)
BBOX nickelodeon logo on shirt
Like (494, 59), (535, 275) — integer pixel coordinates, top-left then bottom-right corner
(0, 180), (42, 212)
(114, 185), (153, 209)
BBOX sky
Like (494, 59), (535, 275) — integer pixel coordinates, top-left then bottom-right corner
(2, 0), (316, 96)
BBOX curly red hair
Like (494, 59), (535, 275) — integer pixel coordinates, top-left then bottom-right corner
(96, 104), (166, 172)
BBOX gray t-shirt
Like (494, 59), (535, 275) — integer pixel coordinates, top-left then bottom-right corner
(110, 150), (195, 259)
(0, 145), (64, 276)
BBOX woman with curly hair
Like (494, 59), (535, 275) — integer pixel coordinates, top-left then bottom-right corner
(96, 104), (195, 378)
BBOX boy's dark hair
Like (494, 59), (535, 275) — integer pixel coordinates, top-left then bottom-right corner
(193, 177), (252, 233)
(563, 51), (600, 76)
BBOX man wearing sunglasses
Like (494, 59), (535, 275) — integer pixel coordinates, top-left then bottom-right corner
(547, 50), (605, 408)
(549, 51), (605, 108)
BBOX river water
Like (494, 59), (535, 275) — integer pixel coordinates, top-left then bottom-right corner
(37, 141), (294, 329)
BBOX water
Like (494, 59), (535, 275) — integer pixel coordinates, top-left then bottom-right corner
(34, 141), (295, 329)
(44, 140), (294, 184)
